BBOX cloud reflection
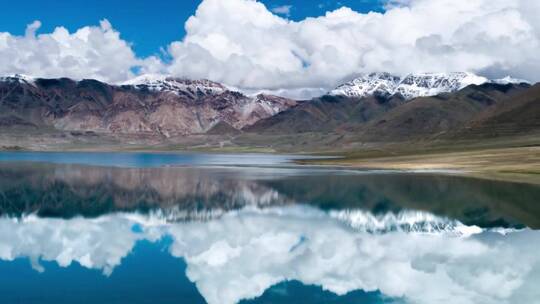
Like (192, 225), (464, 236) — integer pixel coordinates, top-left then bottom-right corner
(0, 214), (157, 275)
(0, 206), (539, 304)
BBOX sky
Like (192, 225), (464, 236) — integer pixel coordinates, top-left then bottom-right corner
(1, 0), (540, 98)
(0, 0), (383, 58)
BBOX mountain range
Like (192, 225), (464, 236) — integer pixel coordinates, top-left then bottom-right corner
(0, 74), (297, 137)
(0, 72), (538, 151)
(328, 72), (523, 99)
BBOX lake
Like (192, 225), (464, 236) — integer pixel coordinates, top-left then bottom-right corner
(0, 152), (539, 304)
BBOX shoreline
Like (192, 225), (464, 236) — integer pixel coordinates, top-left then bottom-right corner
(1, 145), (539, 185)
(297, 146), (540, 185)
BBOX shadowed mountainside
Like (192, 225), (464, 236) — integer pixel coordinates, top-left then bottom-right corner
(246, 82), (534, 143)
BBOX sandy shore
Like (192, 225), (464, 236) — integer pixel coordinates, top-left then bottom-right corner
(299, 146), (540, 185)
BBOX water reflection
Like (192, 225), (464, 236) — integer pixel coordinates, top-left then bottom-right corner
(0, 207), (539, 304)
(0, 163), (539, 228)
(1, 161), (540, 303)
(0, 151), (316, 167)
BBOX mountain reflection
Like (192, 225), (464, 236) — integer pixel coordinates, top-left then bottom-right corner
(0, 162), (539, 228)
(0, 206), (539, 304)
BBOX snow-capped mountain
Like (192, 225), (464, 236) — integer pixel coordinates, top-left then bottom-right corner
(329, 72), (401, 98)
(0, 74), (36, 85)
(491, 76), (531, 85)
(121, 74), (228, 99)
(329, 72), (528, 100)
(119, 74), (297, 128)
(0, 74), (298, 136)
(395, 72), (488, 100)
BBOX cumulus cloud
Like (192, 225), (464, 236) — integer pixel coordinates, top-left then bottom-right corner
(271, 5), (292, 16)
(158, 0), (540, 97)
(2, 0), (540, 98)
(383, 0), (414, 9)
(0, 19), (142, 83)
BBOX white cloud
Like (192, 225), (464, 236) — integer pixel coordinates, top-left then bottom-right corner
(160, 0), (540, 97)
(383, 0), (413, 10)
(0, 19), (142, 83)
(1, 0), (540, 98)
(271, 5), (292, 16)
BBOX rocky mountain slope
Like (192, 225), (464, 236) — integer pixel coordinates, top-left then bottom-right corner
(353, 82), (532, 142)
(244, 94), (407, 134)
(0, 74), (297, 137)
(246, 81), (536, 144)
(457, 83), (540, 138)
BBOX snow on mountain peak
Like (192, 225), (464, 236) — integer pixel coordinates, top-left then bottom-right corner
(0, 74), (36, 85)
(395, 72), (488, 100)
(120, 74), (227, 97)
(120, 73), (169, 85)
(329, 72), (401, 98)
(329, 72), (490, 100)
(491, 76), (531, 85)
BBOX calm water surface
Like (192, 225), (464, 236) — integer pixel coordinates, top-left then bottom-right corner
(0, 152), (539, 304)
(0, 151), (321, 167)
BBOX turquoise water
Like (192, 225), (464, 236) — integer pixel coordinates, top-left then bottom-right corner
(0, 238), (392, 304)
(0, 151), (317, 167)
(0, 152), (539, 304)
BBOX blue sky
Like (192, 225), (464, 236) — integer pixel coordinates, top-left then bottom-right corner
(0, 0), (384, 57)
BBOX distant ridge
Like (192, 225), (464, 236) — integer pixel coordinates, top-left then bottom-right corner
(329, 72), (530, 100)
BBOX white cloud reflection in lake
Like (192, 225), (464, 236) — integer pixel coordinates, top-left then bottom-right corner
(0, 206), (539, 304)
